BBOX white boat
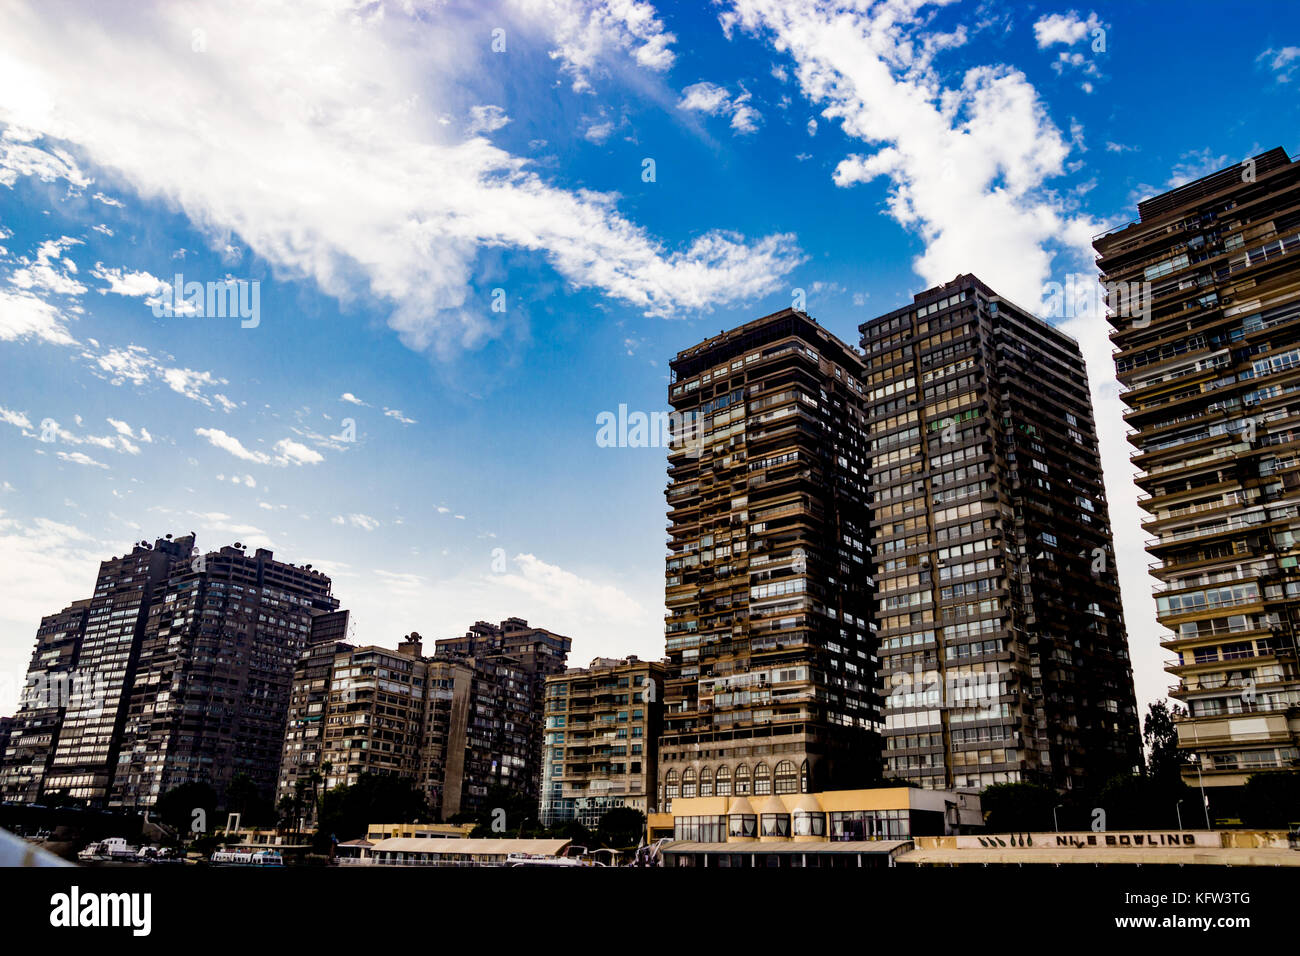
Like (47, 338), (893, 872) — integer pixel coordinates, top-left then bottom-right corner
(210, 848), (284, 867)
(135, 845), (185, 864)
(77, 837), (139, 862)
(507, 845), (606, 867)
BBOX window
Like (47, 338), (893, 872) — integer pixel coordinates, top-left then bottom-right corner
(774, 760), (798, 794)
(753, 763), (772, 796)
(734, 764), (751, 795)
(800, 760), (810, 793)
(715, 765), (733, 796)
(665, 769), (679, 801)
(793, 810), (826, 837)
(700, 766), (714, 797)
(680, 766), (697, 798)
(761, 813), (791, 837)
(729, 813), (757, 838)
(675, 815), (726, 842)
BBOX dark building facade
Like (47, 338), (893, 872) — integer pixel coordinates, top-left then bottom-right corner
(0, 600), (89, 802)
(1096, 148), (1300, 815)
(275, 632), (354, 826)
(278, 623), (566, 822)
(434, 618), (571, 808)
(860, 275), (1140, 792)
(41, 535), (195, 805)
(659, 309), (880, 811)
(111, 544), (340, 809)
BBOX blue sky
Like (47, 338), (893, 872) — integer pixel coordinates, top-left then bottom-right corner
(0, 0), (1298, 717)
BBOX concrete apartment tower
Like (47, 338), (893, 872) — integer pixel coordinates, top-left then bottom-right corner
(859, 275), (1140, 793)
(1096, 148), (1300, 818)
(660, 309), (880, 811)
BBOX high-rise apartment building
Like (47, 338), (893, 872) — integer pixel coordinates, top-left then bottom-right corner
(660, 309), (879, 810)
(42, 535), (195, 805)
(1097, 148), (1300, 816)
(0, 600), (89, 802)
(541, 656), (665, 826)
(275, 627), (354, 825)
(434, 618), (571, 807)
(860, 275), (1140, 792)
(278, 623), (569, 823)
(111, 544), (340, 809)
(319, 636), (445, 788)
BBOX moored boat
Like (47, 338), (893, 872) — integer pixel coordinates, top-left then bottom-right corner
(210, 848), (284, 866)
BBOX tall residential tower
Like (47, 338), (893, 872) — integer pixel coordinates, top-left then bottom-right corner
(660, 309), (879, 810)
(1097, 148), (1300, 816)
(860, 275), (1140, 792)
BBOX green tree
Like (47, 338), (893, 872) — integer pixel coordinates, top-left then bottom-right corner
(1097, 772), (1189, 829)
(1143, 699), (1188, 785)
(595, 807), (645, 849)
(225, 773), (276, 827)
(156, 781), (218, 836)
(314, 773), (429, 850)
(1240, 771), (1300, 828)
(980, 782), (1058, 832)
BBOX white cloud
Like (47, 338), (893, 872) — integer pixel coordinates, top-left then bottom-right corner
(91, 263), (169, 300)
(0, 2), (797, 358)
(515, 0), (677, 92)
(0, 289), (77, 344)
(56, 450), (109, 469)
(0, 405), (33, 430)
(383, 407), (417, 425)
(92, 191), (124, 207)
(726, 0), (1084, 311)
(334, 513), (380, 531)
(273, 438), (324, 466)
(678, 81), (763, 136)
(583, 120), (616, 144)
(340, 392), (368, 406)
(81, 343), (234, 411)
(467, 105), (510, 135)
(8, 235), (87, 297)
(0, 126), (91, 189)
(194, 427), (325, 467)
(1032, 11), (1102, 48)
(1258, 46), (1300, 83)
(106, 418), (153, 443)
(195, 427), (268, 464)
(497, 552), (647, 626)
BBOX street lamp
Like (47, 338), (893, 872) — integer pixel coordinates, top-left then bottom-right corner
(1053, 804), (1064, 833)
(1188, 722), (1213, 829)
(1176, 799), (1184, 831)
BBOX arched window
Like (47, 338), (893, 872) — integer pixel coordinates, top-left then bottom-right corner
(753, 762), (772, 795)
(715, 765), (732, 796)
(800, 760), (810, 793)
(700, 767), (714, 797)
(734, 763), (751, 795)
(682, 767), (697, 798)
(666, 769), (680, 800)
(774, 760), (798, 794)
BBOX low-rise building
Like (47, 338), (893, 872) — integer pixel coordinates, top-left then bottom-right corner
(649, 786), (981, 867)
(338, 837), (572, 867)
(364, 822), (475, 841)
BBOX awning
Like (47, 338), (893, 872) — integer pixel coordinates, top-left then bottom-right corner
(662, 840), (911, 855)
